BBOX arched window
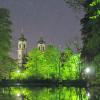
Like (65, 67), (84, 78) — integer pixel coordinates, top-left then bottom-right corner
(39, 46), (41, 51)
(19, 44), (21, 49)
(42, 46), (45, 51)
(23, 44), (25, 49)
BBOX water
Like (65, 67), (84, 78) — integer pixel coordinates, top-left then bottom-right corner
(0, 86), (99, 100)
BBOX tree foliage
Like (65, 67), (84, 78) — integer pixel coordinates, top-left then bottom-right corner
(11, 45), (81, 80)
(60, 48), (81, 80)
(64, 0), (100, 59)
(0, 8), (14, 79)
(64, 0), (100, 78)
(81, 0), (100, 62)
(0, 8), (12, 59)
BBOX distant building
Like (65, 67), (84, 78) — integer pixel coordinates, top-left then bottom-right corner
(37, 37), (46, 52)
(17, 34), (27, 68)
(17, 36), (46, 67)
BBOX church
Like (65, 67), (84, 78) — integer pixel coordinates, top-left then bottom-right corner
(17, 34), (46, 68)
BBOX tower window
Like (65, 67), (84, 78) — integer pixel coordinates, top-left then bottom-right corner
(39, 46), (41, 51)
(23, 44), (25, 49)
(43, 46), (45, 51)
(19, 44), (21, 49)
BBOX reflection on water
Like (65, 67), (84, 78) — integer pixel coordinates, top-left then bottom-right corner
(0, 86), (99, 100)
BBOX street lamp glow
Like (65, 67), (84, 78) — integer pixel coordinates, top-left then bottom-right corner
(17, 70), (20, 73)
(17, 93), (21, 97)
(85, 67), (90, 73)
(87, 92), (91, 98)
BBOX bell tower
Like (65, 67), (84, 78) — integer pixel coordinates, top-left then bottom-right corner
(37, 37), (46, 52)
(17, 34), (27, 68)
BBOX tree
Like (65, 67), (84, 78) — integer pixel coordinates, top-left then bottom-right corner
(44, 45), (60, 79)
(0, 8), (12, 79)
(25, 45), (60, 79)
(64, 0), (100, 60)
(81, 0), (100, 61)
(60, 48), (81, 80)
(11, 46), (81, 80)
(0, 8), (12, 59)
(64, 0), (100, 79)
(0, 57), (16, 79)
(25, 48), (44, 79)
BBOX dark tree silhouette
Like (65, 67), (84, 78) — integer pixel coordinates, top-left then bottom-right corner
(0, 8), (13, 78)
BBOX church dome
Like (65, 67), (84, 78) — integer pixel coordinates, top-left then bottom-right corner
(19, 34), (26, 41)
(37, 37), (45, 44)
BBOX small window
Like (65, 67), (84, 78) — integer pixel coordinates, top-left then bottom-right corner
(43, 46), (45, 51)
(19, 44), (21, 49)
(23, 44), (25, 49)
(39, 46), (41, 50)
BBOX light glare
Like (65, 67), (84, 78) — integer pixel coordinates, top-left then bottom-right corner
(17, 70), (20, 73)
(87, 92), (91, 97)
(85, 67), (90, 73)
(17, 93), (21, 97)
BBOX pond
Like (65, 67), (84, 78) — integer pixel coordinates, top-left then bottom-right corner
(0, 86), (99, 100)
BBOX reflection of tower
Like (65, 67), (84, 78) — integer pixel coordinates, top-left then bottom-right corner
(17, 34), (27, 68)
(37, 37), (46, 52)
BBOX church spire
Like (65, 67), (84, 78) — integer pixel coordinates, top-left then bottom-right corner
(37, 37), (46, 52)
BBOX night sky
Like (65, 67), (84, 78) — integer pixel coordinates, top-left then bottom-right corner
(0, 0), (83, 58)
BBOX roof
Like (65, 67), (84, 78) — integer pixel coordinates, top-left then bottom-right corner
(19, 34), (26, 41)
(37, 37), (45, 44)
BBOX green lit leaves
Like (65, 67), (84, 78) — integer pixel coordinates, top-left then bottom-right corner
(2, 87), (88, 100)
(60, 49), (81, 80)
(89, 1), (96, 7)
(11, 46), (81, 80)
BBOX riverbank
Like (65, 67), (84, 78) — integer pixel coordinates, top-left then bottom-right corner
(0, 79), (87, 87)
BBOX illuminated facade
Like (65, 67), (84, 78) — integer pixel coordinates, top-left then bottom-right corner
(17, 34), (27, 68)
(37, 37), (46, 52)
